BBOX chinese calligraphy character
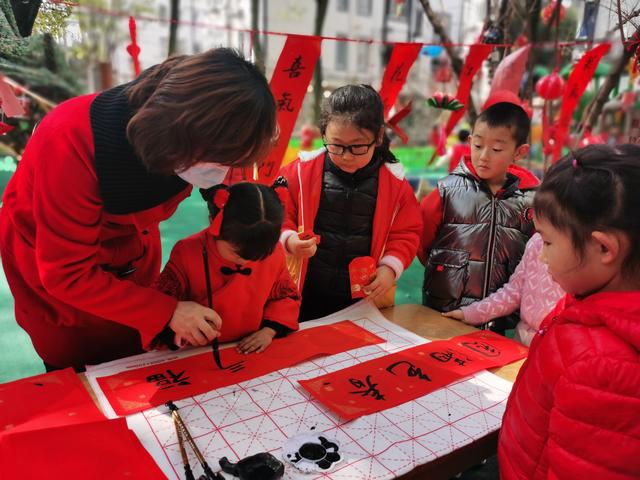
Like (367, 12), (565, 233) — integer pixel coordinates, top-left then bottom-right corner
(277, 92), (295, 112)
(349, 375), (386, 400)
(386, 360), (431, 382)
(283, 55), (305, 78)
(461, 341), (500, 357)
(146, 369), (191, 390)
(430, 349), (470, 367)
(390, 64), (405, 82)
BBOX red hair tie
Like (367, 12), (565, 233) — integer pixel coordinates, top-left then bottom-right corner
(209, 189), (230, 236)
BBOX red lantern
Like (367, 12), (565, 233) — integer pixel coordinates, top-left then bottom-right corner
(535, 71), (565, 100)
(541, 1), (566, 25)
(435, 65), (453, 83)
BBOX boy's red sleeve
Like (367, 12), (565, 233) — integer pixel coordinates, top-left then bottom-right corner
(418, 189), (443, 265)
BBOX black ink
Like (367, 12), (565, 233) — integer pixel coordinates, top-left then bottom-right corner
(146, 369), (191, 390)
(283, 55), (305, 78)
(386, 360), (432, 382)
(348, 375), (385, 400)
(461, 340), (501, 357)
(430, 348), (471, 367)
(277, 92), (295, 112)
(390, 63), (405, 82)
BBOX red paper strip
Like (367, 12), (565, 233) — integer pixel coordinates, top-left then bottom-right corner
(444, 43), (494, 137)
(552, 43), (611, 161)
(349, 256), (377, 299)
(490, 45), (530, 96)
(299, 330), (528, 420)
(379, 43), (422, 118)
(0, 418), (166, 479)
(258, 35), (322, 184)
(0, 368), (105, 438)
(97, 320), (384, 416)
(0, 74), (25, 117)
(0, 121), (14, 135)
(386, 101), (413, 144)
(126, 16), (141, 77)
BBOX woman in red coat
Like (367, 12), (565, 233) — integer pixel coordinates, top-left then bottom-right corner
(498, 145), (640, 479)
(0, 49), (277, 371)
(155, 182), (299, 353)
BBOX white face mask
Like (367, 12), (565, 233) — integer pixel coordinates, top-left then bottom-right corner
(175, 163), (230, 189)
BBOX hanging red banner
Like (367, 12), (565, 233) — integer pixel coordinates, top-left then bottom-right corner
(0, 368), (105, 438)
(96, 321), (384, 416)
(379, 43), (422, 118)
(444, 43), (494, 137)
(257, 35), (322, 185)
(552, 43), (611, 161)
(0, 74), (25, 117)
(299, 330), (528, 421)
(126, 16), (141, 77)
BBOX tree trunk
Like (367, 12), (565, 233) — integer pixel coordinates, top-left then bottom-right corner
(418, 0), (478, 123)
(312, 0), (329, 124)
(522, 0), (542, 101)
(251, 0), (265, 73)
(168, 0), (180, 56)
(585, 27), (640, 128)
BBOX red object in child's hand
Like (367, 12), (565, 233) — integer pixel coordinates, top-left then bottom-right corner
(349, 256), (377, 299)
(298, 230), (321, 244)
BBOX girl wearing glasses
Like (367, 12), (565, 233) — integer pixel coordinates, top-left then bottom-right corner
(279, 84), (422, 321)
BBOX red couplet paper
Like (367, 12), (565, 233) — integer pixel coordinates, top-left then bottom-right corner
(349, 256), (377, 299)
(97, 321), (384, 416)
(0, 368), (105, 438)
(0, 418), (166, 479)
(444, 43), (494, 137)
(0, 74), (25, 117)
(489, 46), (530, 96)
(552, 43), (611, 161)
(257, 35), (322, 184)
(379, 43), (422, 118)
(299, 330), (528, 420)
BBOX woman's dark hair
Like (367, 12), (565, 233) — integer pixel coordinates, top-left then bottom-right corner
(319, 84), (398, 163)
(126, 48), (276, 175)
(534, 144), (640, 278)
(201, 182), (284, 261)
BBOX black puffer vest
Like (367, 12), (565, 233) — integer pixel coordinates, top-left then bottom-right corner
(422, 161), (536, 325)
(304, 153), (381, 299)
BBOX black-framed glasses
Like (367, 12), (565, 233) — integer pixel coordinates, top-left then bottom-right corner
(323, 139), (376, 156)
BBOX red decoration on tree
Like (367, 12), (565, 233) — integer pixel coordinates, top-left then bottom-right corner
(535, 71), (565, 100)
(0, 122), (14, 135)
(435, 65), (453, 83)
(126, 16), (141, 77)
(541, 1), (566, 25)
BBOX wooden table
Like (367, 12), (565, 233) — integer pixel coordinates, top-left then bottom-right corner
(81, 303), (524, 480)
(381, 304), (524, 480)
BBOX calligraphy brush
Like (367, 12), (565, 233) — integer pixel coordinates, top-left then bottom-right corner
(202, 245), (223, 370)
(173, 413), (196, 480)
(167, 401), (218, 480)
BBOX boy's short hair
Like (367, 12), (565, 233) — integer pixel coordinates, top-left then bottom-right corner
(458, 129), (470, 142)
(475, 102), (531, 147)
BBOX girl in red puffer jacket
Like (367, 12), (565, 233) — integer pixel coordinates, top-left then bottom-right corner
(498, 144), (640, 480)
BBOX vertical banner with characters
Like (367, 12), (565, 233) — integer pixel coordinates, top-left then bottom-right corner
(257, 35), (321, 184)
(379, 43), (422, 117)
(552, 43), (611, 161)
(444, 43), (494, 136)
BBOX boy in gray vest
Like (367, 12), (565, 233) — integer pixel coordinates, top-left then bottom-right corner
(418, 95), (539, 334)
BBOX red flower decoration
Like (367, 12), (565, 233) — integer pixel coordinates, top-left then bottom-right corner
(541, 1), (566, 25)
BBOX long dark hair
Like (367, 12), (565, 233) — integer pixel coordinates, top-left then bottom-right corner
(534, 144), (640, 278)
(126, 48), (276, 175)
(201, 182), (284, 261)
(319, 84), (398, 163)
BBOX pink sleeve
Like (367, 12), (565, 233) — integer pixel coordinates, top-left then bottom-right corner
(461, 236), (534, 325)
